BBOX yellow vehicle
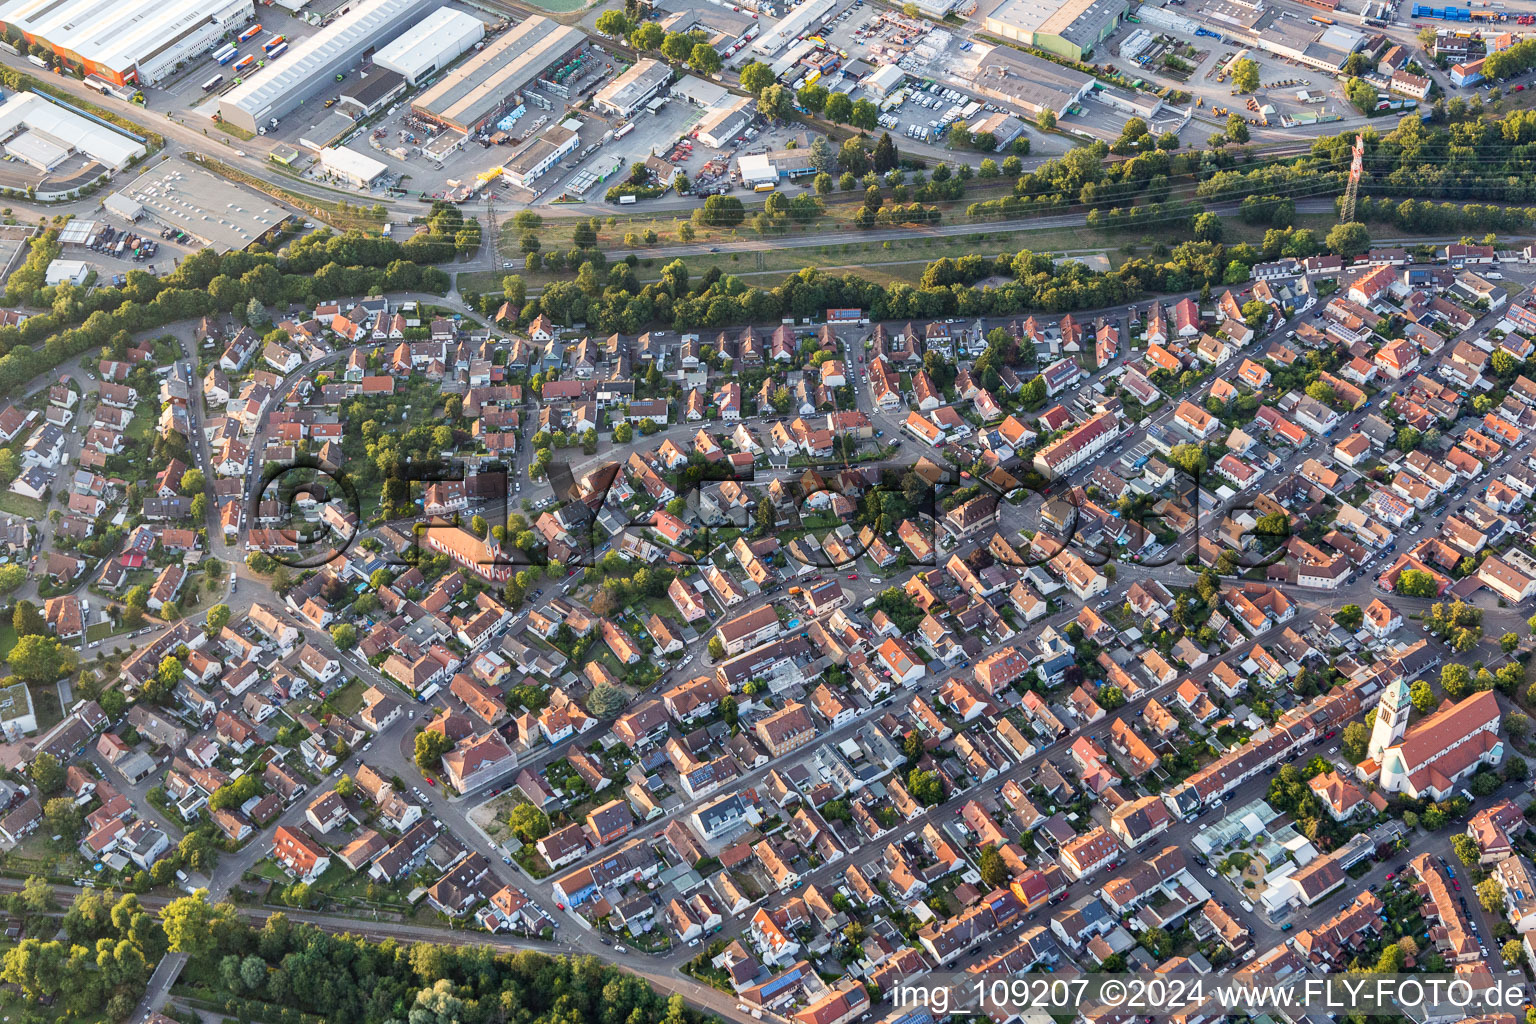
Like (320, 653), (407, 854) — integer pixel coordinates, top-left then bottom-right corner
(755, 182), (777, 192)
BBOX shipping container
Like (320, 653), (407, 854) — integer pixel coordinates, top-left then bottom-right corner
(202, 74), (224, 92)
(25, 54), (46, 68)
(263, 34), (286, 52)
(233, 55), (255, 72)
(265, 42), (287, 58)
(214, 44), (237, 63)
(238, 24), (262, 42)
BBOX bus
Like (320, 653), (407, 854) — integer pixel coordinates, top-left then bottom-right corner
(233, 54), (255, 72)
(238, 24), (262, 42)
(266, 42), (287, 58)
(263, 34), (286, 52)
(202, 73), (224, 92)
(754, 182), (777, 192)
(213, 44), (237, 64)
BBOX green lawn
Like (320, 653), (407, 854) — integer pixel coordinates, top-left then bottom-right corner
(0, 622), (16, 661)
(323, 676), (367, 716)
(125, 398), (156, 442)
(28, 683), (61, 731)
(0, 491), (45, 519)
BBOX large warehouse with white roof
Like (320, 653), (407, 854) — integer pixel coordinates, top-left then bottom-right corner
(0, 92), (146, 170)
(217, 0), (438, 134)
(0, 0), (254, 86)
(410, 16), (585, 136)
(372, 7), (484, 84)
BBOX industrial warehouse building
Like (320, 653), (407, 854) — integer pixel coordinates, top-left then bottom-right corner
(969, 45), (1095, 118)
(411, 16), (585, 136)
(217, 0), (438, 134)
(592, 59), (672, 117)
(338, 68), (408, 118)
(373, 7), (485, 84)
(980, 0), (1126, 61)
(106, 163), (292, 251)
(501, 121), (578, 189)
(751, 0), (836, 55)
(694, 96), (753, 148)
(0, 0), (254, 85)
(649, 0), (759, 55)
(0, 92), (146, 171)
(670, 76), (754, 148)
(1135, 0), (1362, 72)
(737, 145), (815, 186)
(863, 64), (906, 98)
(319, 147), (389, 188)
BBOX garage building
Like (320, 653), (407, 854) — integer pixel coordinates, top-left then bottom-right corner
(980, 0), (1126, 61)
(592, 59), (673, 117)
(411, 16), (586, 136)
(0, 0), (254, 86)
(217, 0), (438, 134)
(373, 7), (485, 84)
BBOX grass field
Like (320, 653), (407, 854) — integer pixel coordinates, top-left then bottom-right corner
(472, 203), (1480, 295)
(0, 491), (45, 520)
(468, 221), (1143, 294)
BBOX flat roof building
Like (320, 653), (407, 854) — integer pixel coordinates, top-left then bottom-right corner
(374, 7), (485, 84)
(501, 122), (579, 189)
(319, 147), (389, 188)
(0, 0), (254, 86)
(45, 258), (87, 286)
(752, 0), (836, 55)
(217, 0), (439, 134)
(0, 92), (146, 171)
(981, 0), (1126, 60)
(411, 16), (586, 135)
(1186, 0), (1362, 72)
(738, 146), (815, 184)
(593, 59), (673, 117)
(109, 162), (292, 251)
(969, 45), (1095, 118)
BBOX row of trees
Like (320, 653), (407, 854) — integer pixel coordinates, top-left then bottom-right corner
(0, 223), (452, 398)
(516, 209), (1325, 335)
(151, 892), (718, 1024)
